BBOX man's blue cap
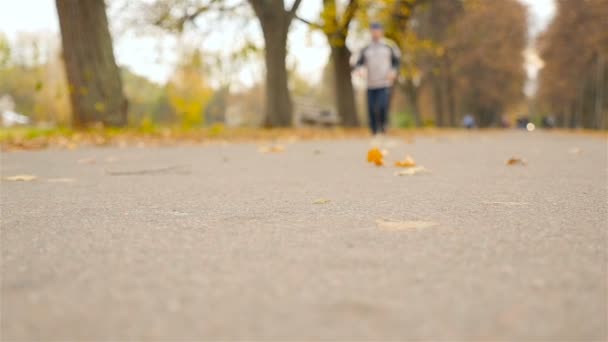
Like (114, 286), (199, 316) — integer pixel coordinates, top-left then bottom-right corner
(370, 22), (383, 30)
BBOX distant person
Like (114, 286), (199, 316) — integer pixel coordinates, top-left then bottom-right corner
(542, 115), (556, 128)
(516, 116), (530, 129)
(462, 114), (476, 129)
(500, 115), (510, 128)
(353, 22), (401, 136)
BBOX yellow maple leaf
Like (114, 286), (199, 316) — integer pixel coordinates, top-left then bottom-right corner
(367, 148), (384, 166)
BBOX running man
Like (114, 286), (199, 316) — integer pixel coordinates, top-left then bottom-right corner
(353, 22), (401, 135)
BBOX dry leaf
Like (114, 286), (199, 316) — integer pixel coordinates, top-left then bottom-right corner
(78, 157), (96, 165)
(258, 145), (285, 153)
(376, 219), (439, 231)
(506, 157), (527, 166)
(395, 155), (416, 168)
(367, 148), (384, 166)
(4, 175), (37, 182)
(394, 166), (430, 176)
(313, 198), (331, 204)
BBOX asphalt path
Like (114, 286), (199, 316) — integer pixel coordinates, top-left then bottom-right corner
(1, 131), (606, 340)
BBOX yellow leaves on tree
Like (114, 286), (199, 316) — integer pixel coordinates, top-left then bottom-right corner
(167, 49), (213, 128)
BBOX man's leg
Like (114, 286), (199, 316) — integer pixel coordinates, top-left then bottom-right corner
(377, 88), (390, 133)
(367, 89), (378, 134)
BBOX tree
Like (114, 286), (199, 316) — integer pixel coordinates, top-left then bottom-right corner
(445, 0), (527, 127)
(55, 0), (127, 127)
(383, 0), (430, 127)
(0, 33), (10, 68)
(0, 34), (71, 124)
(248, 0), (303, 127)
(319, 0), (360, 126)
(167, 49), (214, 127)
(134, 0), (302, 127)
(409, 0), (463, 127)
(537, 0), (608, 129)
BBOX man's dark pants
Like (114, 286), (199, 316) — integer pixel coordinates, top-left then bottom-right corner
(367, 87), (390, 134)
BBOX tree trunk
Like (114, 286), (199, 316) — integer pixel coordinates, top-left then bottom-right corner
(400, 79), (421, 127)
(331, 46), (358, 127)
(249, 0), (295, 127)
(262, 27), (292, 127)
(431, 76), (444, 127)
(56, 0), (127, 127)
(595, 53), (605, 130)
(444, 57), (456, 126)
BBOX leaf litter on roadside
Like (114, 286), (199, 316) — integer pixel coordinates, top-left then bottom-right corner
(3, 175), (37, 182)
(376, 218), (439, 231)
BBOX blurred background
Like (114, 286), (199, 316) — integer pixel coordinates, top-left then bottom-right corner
(0, 0), (606, 130)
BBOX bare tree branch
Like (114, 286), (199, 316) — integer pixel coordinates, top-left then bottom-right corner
(288, 0), (303, 20)
(338, 0), (358, 32)
(294, 15), (323, 30)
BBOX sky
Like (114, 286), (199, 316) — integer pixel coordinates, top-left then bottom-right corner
(0, 0), (555, 90)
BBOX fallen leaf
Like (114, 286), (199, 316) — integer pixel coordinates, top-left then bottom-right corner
(367, 148), (384, 166)
(394, 166), (430, 176)
(4, 175), (37, 182)
(376, 219), (439, 231)
(313, 198), (331, 204)
(46, 178), (76, 183)
(394, 155), (416, 168)
(506, 157), (527, 166)
(78, 157), (96, 165)
(258, 145), (285, 153)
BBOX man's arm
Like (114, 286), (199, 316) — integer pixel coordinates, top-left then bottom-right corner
(351, 47), (367, 71)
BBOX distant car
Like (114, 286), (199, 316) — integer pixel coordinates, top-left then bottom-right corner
(1, 110), (30, 127)
(300, 109), (341, 127)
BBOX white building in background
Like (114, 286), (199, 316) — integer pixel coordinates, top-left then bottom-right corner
(0, 94), (30, 127)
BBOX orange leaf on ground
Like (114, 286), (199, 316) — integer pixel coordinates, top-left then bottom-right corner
(367, 148), (384, 166)
(506, 157), (527, 166)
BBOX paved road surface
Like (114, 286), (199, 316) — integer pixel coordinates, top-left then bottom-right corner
(1, 131), (607, 340)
